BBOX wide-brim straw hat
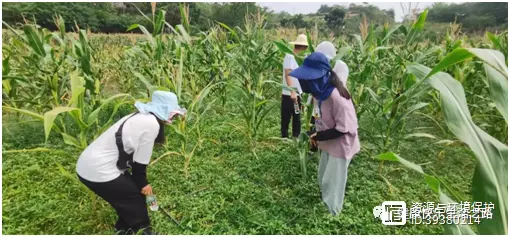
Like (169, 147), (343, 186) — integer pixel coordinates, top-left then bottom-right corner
(290, 34), (309, 46)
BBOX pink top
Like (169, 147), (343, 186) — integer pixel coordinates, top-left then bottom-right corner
(315, 88), (360, 159)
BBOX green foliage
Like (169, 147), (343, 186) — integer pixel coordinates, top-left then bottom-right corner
(324, 7), (346, 36)
(2, 3), (507, 235)
(406, 48), (508, 235)
(427, 2), (508, 32)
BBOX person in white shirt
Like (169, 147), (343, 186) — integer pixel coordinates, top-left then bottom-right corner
(281, 34), (308, 138)
(76, 91), (186, 235)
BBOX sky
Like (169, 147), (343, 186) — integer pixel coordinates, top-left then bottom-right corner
(257, 2), (437, 22)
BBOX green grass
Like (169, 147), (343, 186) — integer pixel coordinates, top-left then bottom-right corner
(2, 104), (476, 235)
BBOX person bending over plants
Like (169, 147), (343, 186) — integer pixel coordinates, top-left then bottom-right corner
(290, 52), (360, 215)
(76, 91), (186, 235)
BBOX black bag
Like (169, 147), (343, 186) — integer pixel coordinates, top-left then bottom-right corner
(115, 113), (139, 170)
(115, 112), (164, 170)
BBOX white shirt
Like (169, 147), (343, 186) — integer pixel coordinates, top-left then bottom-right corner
(76, 113), (160, 182)
(282, 54), (302, 95)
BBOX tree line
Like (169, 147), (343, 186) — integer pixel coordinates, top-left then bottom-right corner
(427, 2), (507, 32)
(2, 2), (507, 35)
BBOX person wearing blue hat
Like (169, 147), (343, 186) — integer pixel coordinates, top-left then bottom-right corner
(76, 91), (186, 235)
(289, 52), (360, 216)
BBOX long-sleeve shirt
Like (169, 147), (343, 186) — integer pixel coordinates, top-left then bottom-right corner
(315, 88), (360, 159)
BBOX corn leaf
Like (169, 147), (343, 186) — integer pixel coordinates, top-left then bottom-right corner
(127, 24), (155, 46)
(133, 71), (154, 93)
(3, 147), (62, 154)
(409, 63), (508, 235)
(179, 4), (189, 33)
(2, 106), (44, 120)
(273, 41), (293, 55)
(61, 133), (81, 148)
(428, 48), (507, 78)
(427, 48), (507, 122)
(352, 34), (364, 54)
(487, 32), (506, 58)
(44, 107), (78, 141)
(406, 10), (428, 45)
(87, 94), (132, 125)
(176, 25), (191, 44)
(306, 30), (314, 52)
(153, 10), (166, 36)
(376, 152), (476, 235)
(332, 47), (351, 61)
(483, 63), (508, 124)
(404, 133), (436, 140)
(23, 25), (46, 57)
(176, 47), (184, 99)
(69, 72), (85, 107)
(382, 24), (402, 44)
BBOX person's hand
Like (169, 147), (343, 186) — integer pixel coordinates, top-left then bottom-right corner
(309, 133), (317, 147)
(141, 184), (153, 196)
(290, 91), (298, 103)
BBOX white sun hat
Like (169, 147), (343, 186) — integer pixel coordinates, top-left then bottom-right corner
(134, 91), (187, 123)
(316, 41), (337, 60)
(316, 41), (349, 86)
(290, 34), (309, 46)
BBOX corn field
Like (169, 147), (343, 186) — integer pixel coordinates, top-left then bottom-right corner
(2, 7), (508, 235)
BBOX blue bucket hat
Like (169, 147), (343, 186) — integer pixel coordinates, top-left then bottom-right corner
(134, 91), (186, 122)
(289, 52), (335, 102)
(289, 52), (330, 80)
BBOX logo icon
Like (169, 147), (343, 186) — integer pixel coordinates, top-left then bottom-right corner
(374, 201), (407, 225)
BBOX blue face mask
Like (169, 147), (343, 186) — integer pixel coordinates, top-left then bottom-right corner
(298, 73), (335, 102)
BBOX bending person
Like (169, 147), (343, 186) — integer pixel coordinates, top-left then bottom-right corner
(290, 52), (360, 215)
(76, 91), (186, 234)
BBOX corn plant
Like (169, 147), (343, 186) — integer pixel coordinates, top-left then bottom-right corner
(353, 11), (438, 151)
(272, 32), (319, 177)
(150, 83), (219, 178)
(2, 17), (102, 111)
(198, 25), (234, 108)
(3, 71), (134, 150)
(2, 22), (68, 112)
(225, 18), (281, 156)
(379, 47), (508, 235)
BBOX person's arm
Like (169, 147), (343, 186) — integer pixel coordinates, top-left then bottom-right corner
(314, 128), (345, 141)
(131, 162), (149, 189)
(284, 55), (297, 102)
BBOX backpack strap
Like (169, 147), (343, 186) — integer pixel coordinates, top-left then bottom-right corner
(115, 113), (139, 170)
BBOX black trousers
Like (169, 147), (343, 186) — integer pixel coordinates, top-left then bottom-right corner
(78, 172), (150, 233)
(281, 94), (301, 138)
